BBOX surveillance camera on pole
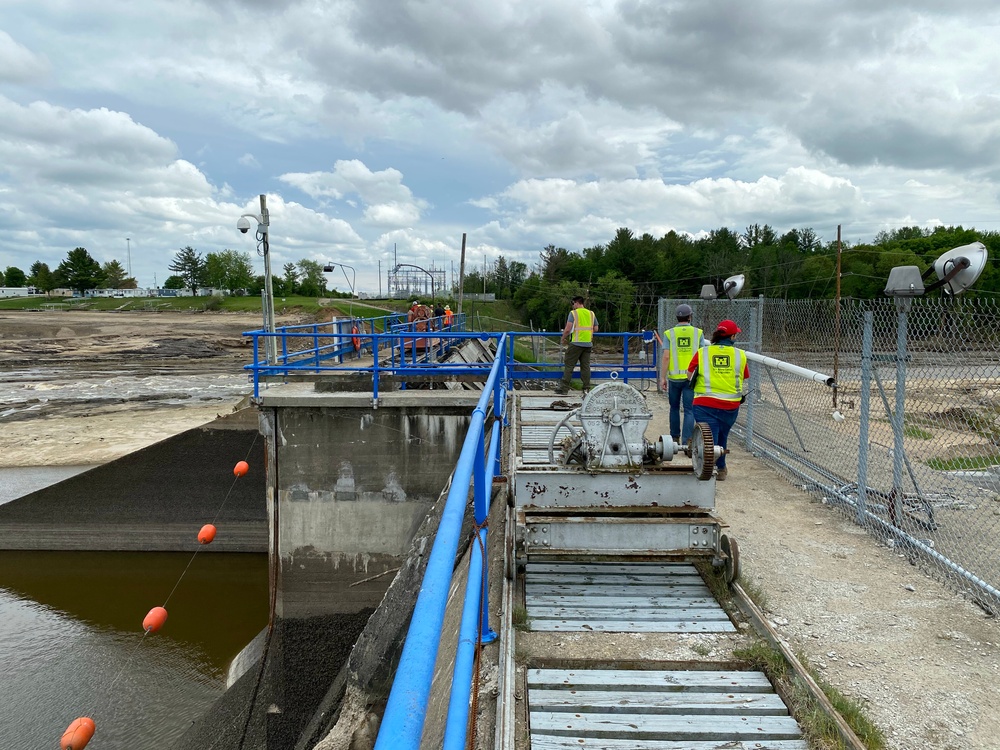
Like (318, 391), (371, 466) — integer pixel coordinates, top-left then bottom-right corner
(235, 195), (277, 363)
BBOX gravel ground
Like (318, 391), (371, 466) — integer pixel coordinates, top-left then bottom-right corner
(712, 439), (1000, 750)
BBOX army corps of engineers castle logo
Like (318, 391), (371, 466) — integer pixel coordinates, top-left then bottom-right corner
(677, 335), (691, 348)
(712, 352), (731, 369)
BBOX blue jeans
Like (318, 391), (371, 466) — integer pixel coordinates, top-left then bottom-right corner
(693, 404), (740, 470)
(667, 379), (695, 443)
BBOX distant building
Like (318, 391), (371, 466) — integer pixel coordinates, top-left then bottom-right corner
(84, 288), (151, 299)
(0, 287), (43, 298)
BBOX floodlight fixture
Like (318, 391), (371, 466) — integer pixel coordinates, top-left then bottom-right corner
(930, 241), (987, 296)
(699, 284), (717, 301)
(323, 262), (357, 298)
(884, 241), (988, 297)
(884, 266), (925, 297)
(723, 274), (745, 299)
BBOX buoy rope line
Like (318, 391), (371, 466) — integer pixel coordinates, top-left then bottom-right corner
(60, 433), (260, 750)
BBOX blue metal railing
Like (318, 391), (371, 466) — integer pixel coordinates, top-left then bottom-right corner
(243, 314), (658, 399)
(373, 335), (508, 750)
(241, 316), (659, 748)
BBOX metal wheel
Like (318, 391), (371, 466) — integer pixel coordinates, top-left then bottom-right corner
(546, 408), (583, 465)
(691, 422), (715, 480)
(721, 534), (741, 584)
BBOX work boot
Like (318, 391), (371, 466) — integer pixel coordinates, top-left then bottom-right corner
(716, 467), (728, 482)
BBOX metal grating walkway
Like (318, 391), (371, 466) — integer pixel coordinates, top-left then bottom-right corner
(528, 668), (808, 749)
(525, 560), (736, 633)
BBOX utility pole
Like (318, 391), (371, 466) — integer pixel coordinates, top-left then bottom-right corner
(458, 233), (466, 314)
(378, 259), (382, 297)
(833, 224), (842, 409)
(125, 238), (131, 278)
(259, 194), (277, 363)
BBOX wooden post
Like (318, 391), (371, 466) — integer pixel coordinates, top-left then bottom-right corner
(833, 224), (842, 408)
(457, 233), (467, 315)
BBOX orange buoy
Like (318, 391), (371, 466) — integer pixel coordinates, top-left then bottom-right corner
(60, 716), (95, 750)
(198, 523), (217, 545)
(143, 606), (168, 633)
(234, 460), (249, 477)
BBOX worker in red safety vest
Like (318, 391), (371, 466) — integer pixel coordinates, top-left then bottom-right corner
(687, 319), (749, 482)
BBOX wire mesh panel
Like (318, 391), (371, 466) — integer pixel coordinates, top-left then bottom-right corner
(703, 296), (1000, 609)
(658, 297), (764, 356)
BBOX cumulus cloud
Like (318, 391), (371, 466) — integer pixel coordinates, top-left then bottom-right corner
(4, 1), (1000, 294)
(0, 30), (49, 83)
(280, 159), (428, 228)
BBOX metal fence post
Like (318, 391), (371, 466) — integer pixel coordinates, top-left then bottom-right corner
(743, 302), (758, 451)
(890, 299), (910, 526)
(857, 311), (873, 521)
(755, 294), (764, 354)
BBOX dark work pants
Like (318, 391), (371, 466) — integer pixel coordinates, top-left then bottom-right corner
(693, 404), (740, 470)
(560, 343), (592, 391)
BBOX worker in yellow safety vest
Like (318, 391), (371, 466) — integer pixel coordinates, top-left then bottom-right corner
(687, 319), (749, 482)
(659, 303), (706, 448)
(557, 296), (598, 394)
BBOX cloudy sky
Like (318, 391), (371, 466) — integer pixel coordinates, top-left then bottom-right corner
(2, 0), (999, 294)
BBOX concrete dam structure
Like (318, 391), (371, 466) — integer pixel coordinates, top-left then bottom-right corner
(256, 387), (477, 619)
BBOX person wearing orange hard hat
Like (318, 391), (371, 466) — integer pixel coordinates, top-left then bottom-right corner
(687, 319), (749, 482)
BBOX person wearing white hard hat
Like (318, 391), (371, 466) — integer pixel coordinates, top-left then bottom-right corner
(660, 303), (707, 449)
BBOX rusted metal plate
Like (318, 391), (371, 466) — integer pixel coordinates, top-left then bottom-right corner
(515, 470), (716, 509)
(524, 561), (734, 633)
(528, 668), (807, 749)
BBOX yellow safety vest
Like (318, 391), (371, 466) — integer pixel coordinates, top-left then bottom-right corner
(664, 324), (703, 380)
(693, 344), (746, 402)
(570, 308), (594, 344)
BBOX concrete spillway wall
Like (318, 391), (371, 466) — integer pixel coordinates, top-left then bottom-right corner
(257, 387), (476, 620)
(0, 408), (267, 551)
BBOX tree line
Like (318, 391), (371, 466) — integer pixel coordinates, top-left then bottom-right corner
(4, 246), (353, 298)
(465, 224), (1000, 334)
(10, 224), (996, 326)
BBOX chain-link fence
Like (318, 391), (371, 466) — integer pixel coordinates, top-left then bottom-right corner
(659, 296), (1000, 610)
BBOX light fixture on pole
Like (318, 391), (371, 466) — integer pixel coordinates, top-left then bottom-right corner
(324, 261), (358, 322)
(236, 195), (277, 363)
(322, 262), (357, 298)
(879, 241), (988, 526)
(722, 274), (745, 299)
